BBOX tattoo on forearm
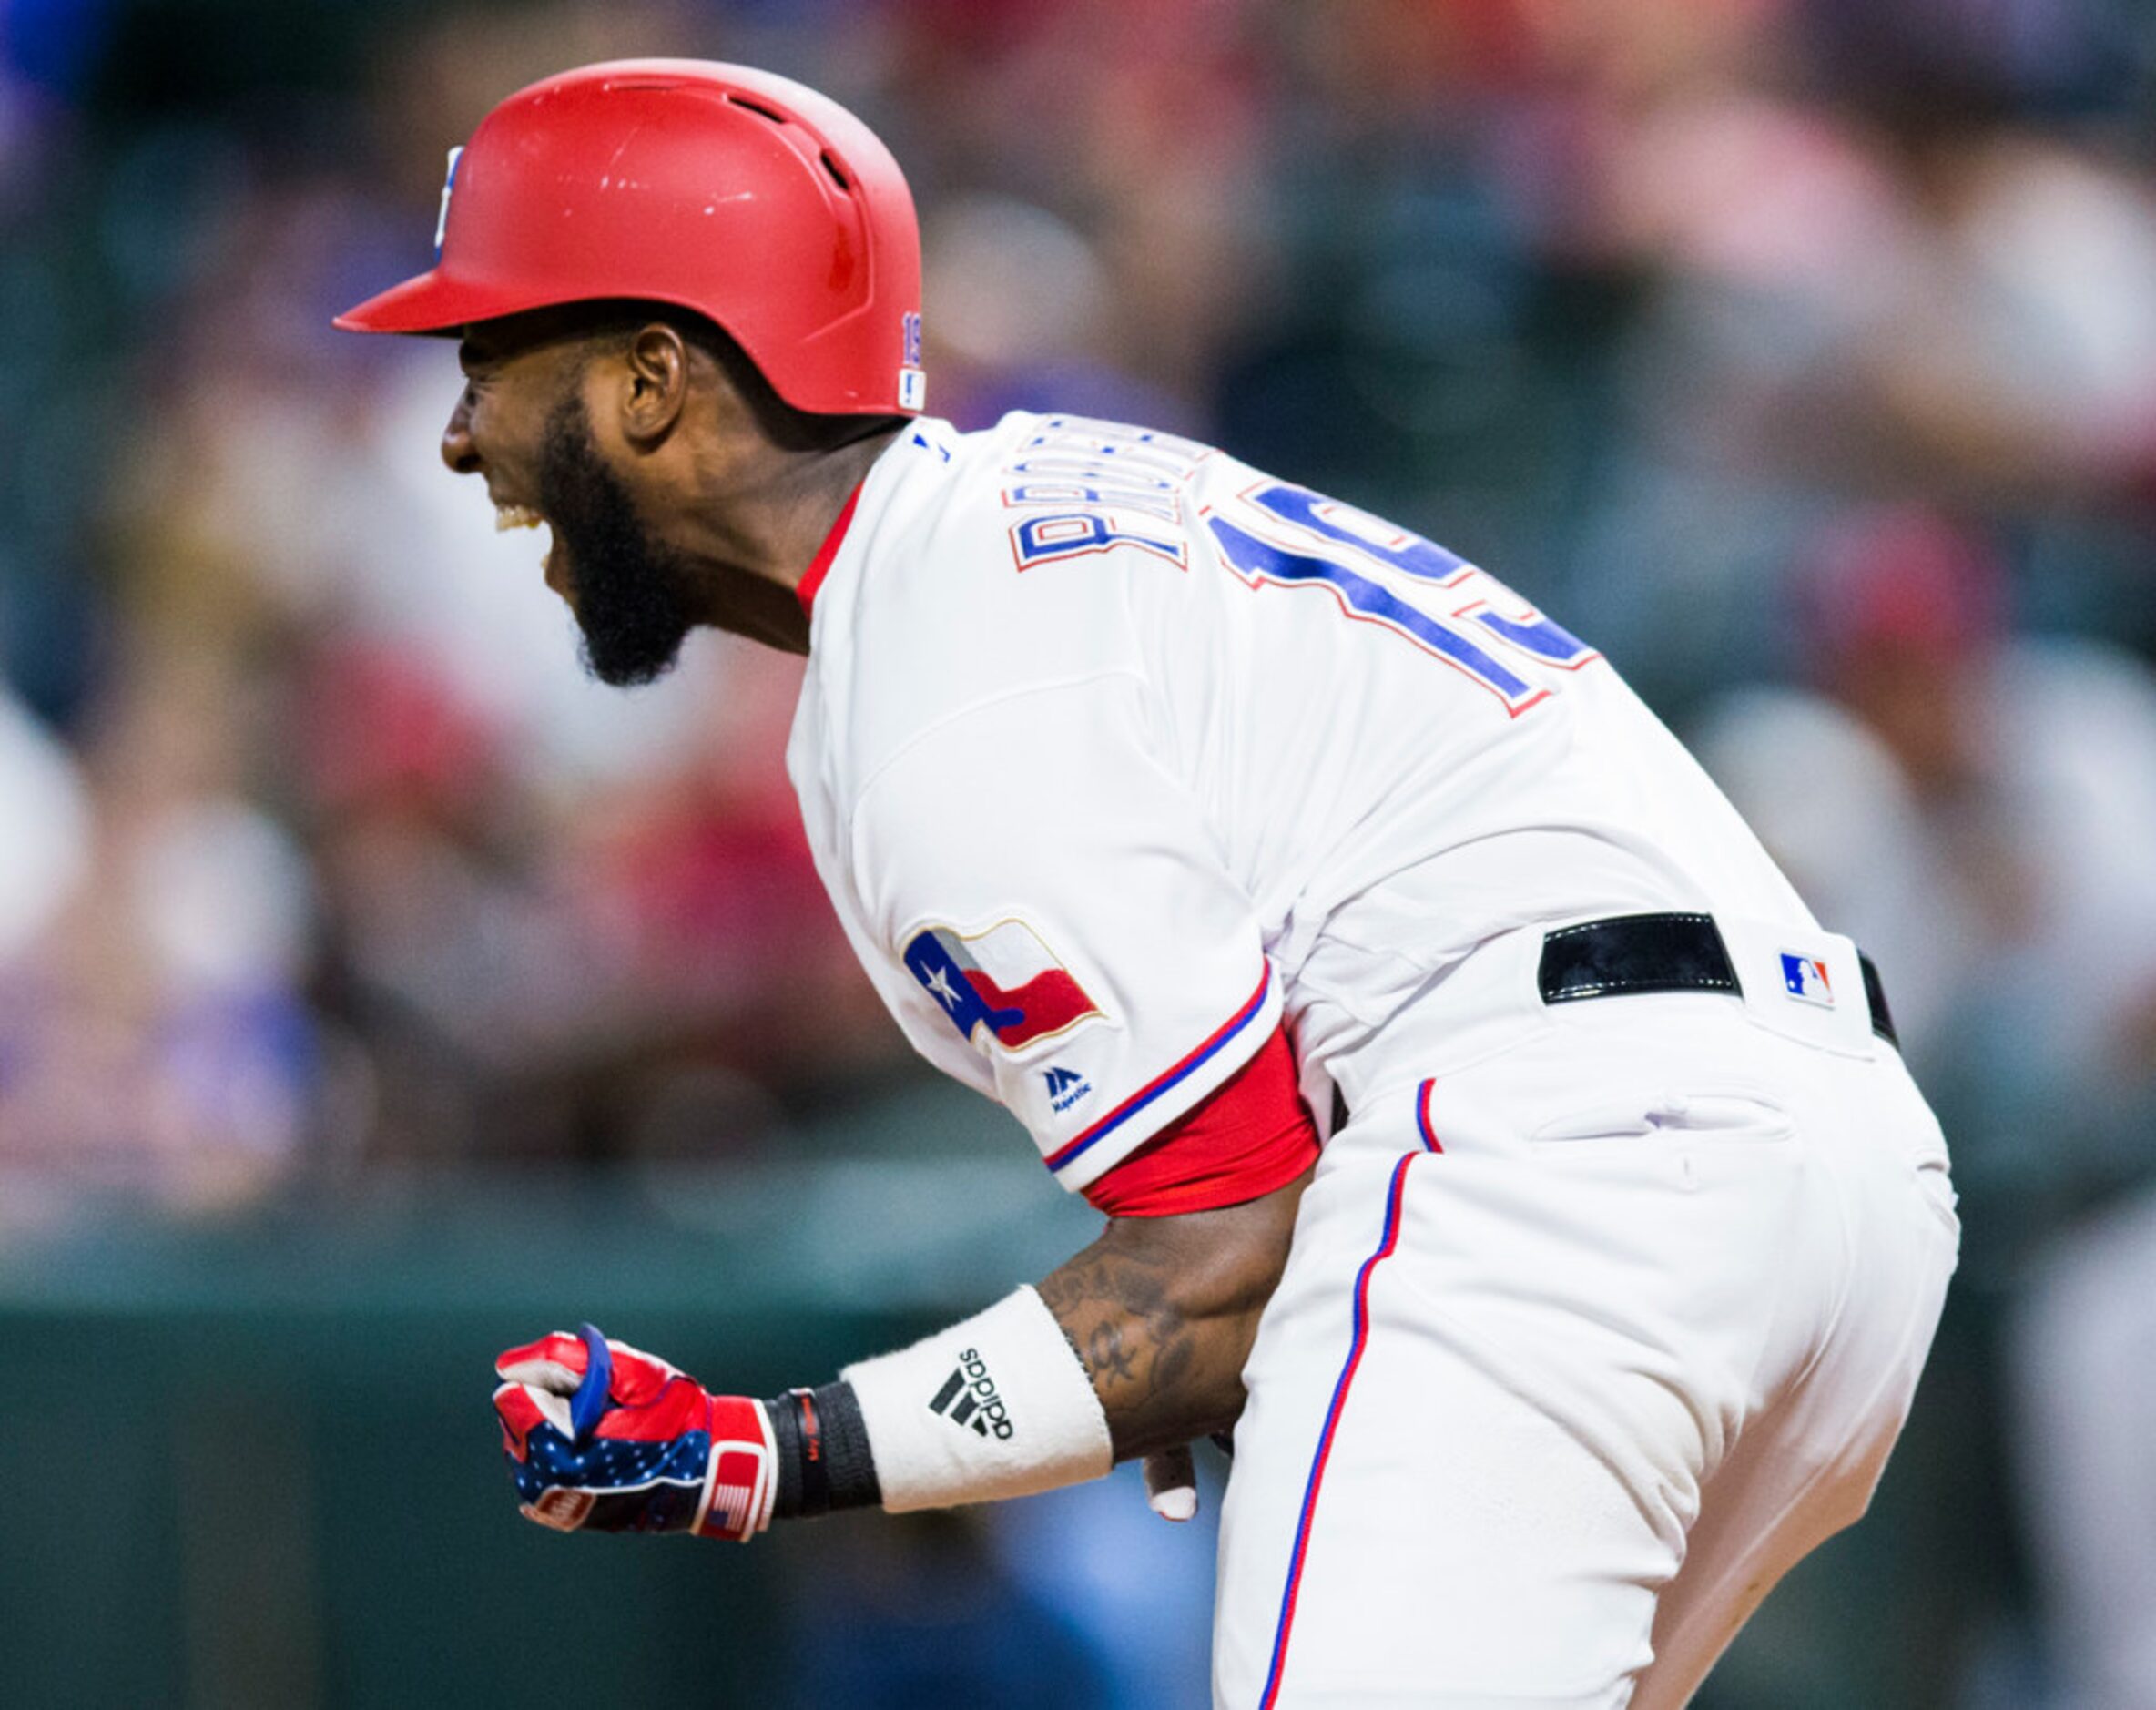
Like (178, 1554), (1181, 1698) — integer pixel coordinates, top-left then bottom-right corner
(1037, 1175), (1309, 1461)
(1086, 1321), (1139, 1388)
(1040, 1237), (1235, 1458)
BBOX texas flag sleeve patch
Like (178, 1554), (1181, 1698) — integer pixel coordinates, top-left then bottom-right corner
(904, 920), (1103, 1052)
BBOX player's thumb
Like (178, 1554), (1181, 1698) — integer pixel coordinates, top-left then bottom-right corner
(1143, 1446), (1199, 1522)
(494, 1329), (588, 1393)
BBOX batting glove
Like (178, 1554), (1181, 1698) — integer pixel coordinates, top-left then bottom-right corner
(493, 1324), (776, 1541)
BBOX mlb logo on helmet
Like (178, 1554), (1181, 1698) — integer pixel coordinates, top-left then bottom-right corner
(1779, 952), (1835, 1007)
(899, 311), (925, 412)
(904, 920), (1100, 1051)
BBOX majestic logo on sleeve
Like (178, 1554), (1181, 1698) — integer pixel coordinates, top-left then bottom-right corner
(1042, 1064), (1093, 1112)
(903, 920), (1102, 1052)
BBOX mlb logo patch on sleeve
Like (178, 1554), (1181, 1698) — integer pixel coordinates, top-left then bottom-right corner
(1779, 952), (1835, 1007)
(903, 920), (1103, 1052)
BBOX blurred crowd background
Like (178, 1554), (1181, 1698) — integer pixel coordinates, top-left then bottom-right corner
(5, 0), (2156, 1704)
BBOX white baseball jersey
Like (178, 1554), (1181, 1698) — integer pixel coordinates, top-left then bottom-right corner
(788, 412), (1954, 1707)
(787, 411), (1815, 1195)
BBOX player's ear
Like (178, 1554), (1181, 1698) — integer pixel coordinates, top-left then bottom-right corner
(615, 321), (691, 448)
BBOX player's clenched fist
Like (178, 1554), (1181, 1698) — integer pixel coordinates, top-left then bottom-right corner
(490, 1289), (1121, 1544)
(493, 1325), (776, 1541)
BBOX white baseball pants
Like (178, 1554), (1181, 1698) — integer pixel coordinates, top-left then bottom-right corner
(1215, 926), (1958, 1707)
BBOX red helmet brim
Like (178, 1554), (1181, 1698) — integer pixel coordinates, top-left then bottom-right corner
(333, 267), (545, 335)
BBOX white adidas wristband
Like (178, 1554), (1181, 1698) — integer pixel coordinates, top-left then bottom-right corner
(841, 1285), (1114, 1513)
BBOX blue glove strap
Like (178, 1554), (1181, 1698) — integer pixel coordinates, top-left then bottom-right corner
(570, 1322), (613, 1442)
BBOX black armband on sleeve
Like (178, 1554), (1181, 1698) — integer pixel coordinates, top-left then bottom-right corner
(762, 1380), (881, 1520)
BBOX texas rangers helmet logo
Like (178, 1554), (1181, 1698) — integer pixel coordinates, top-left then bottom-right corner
(434, 145), (463, 258)
(904, 919), (1101, 1052)
(1779, 952), (1835, 1007)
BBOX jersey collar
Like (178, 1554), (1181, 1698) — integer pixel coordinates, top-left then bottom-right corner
(795, 482), (864, 620)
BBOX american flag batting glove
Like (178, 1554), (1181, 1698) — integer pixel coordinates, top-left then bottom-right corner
(493, 1325), (777, 1541)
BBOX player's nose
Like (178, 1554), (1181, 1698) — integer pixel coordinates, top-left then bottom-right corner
(442, 386), (480, 475)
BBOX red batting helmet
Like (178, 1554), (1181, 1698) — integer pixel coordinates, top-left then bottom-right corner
(336, 59), (925, 417)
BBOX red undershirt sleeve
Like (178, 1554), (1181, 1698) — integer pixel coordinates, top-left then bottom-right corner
(1081, 1024), (1319, 1218)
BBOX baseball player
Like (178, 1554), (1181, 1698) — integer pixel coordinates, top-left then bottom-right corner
(339, 61), (1958, 1706)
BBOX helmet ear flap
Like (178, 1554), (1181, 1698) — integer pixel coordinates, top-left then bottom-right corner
(336, 59), (926, 420)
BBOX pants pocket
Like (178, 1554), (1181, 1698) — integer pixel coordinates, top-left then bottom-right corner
(1915, 1155), (1962, 1242)
(1531, 1085), (1796, 1146)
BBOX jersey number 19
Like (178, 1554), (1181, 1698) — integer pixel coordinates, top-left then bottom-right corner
(1205, 483), (1598, 718)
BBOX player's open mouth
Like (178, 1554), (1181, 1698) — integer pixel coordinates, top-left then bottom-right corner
(496, 502), (567, 594)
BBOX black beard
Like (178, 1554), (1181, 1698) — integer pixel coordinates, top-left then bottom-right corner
(537, 399), (701, 687)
